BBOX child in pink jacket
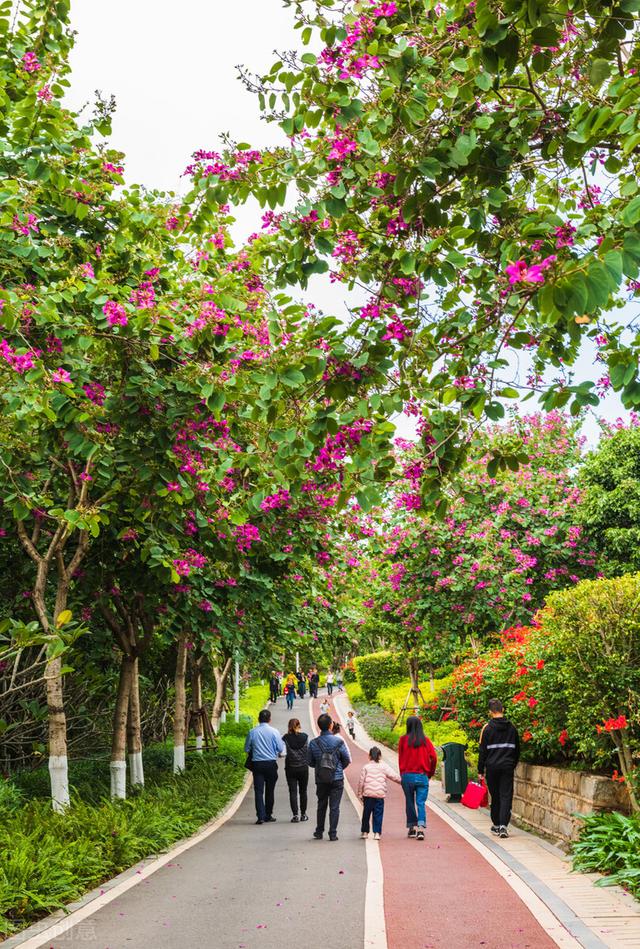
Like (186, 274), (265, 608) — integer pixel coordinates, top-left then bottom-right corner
(357, 746), (401, 840)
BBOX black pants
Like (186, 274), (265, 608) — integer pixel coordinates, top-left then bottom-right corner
(327, 683), (333, 695)
(486, 767), (515, 827)
(269, 686), (278, 703)
(286, 766), (309, 816)
(310, 683), (318, 698)
(252, 760), (278, 821)
(315, 779), (344, 838)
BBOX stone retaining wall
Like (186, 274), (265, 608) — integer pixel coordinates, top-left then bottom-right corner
(512, 762), (631, 846)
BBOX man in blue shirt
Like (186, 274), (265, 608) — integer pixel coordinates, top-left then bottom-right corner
(308, 713), (351, 840)
(245, 708), (285, 824)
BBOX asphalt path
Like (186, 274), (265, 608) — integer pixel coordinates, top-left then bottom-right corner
(42, 695), (366, 949)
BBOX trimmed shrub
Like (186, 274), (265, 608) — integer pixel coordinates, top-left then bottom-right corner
(346, 681), (363, 704)
(354, 651), (406, 701)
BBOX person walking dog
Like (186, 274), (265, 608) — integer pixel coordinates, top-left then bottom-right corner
(357, 746), (401, 840)
(398, 716), (437, 841)
(478, 698), (520, 839)
(308, 713), (351, 840)
(244, 709), (285, 824)
(282, 718), (309, 823)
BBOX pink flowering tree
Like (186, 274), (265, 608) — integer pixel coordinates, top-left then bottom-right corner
(348, 414), (599, 683)
(199, 0), (640, 500)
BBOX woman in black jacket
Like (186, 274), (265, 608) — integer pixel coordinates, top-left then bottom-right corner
(282, 718), (309, 822)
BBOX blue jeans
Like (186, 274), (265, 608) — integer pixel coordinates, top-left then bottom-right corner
(401, 773), (429, 828)
(286, 693), (294, 709)
(361, 797), (385, 834)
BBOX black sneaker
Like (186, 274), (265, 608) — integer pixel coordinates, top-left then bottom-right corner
(416, 830), (425, 841)
(291, 815), (299, 823)
(313, 831), (323, 840)
(491, 825), (500, 835)
(300, 814), (309, 822)
(499, 826), (509, 838)
(407, 828), (417, 838)
(255, 819), (264, 825)
(266, 816), (277, 822)
(329, 835), (338, 841)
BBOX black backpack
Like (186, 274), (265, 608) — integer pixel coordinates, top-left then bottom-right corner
(315, 735), (339, 783)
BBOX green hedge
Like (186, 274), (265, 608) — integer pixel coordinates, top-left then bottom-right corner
(377, 675), (453, 717)
(354, 651), (406, 701)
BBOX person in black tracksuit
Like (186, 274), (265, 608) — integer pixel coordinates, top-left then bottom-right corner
(269, 673), (279, 704)
(282, 718), (310, 822)
(478, 698), (520, 839)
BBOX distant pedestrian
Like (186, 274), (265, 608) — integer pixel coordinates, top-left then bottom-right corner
(319, 697), (330, 715)
(284, 675), (296, 710)
(296, 671), (306, 699)
(244, 708), (285, 825)
(357, 746), (401, 840)
(282, 718), (309, 823)
(398, 716), (437, 841)
(326, 670), (334, 695)
(478, 698), (520, 839)
(308, 713), (351, 841)
(346, 710), (356, 741)
(336, 670), (344, 692)
(269, 672), (279, 704)
(309, 668), (320, 699)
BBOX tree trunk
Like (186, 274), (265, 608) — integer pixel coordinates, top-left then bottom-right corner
(191, 660), (204, 753)
(173, 634), (188, 773)
(111, 655), (134, 799)
(408, 656), (421, 714)
(211, 658), (232, 735)
(127, 657), (144, 786)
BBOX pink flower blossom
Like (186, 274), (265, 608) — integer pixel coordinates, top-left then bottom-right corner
(51, 367), (71, 384)
(22, 52), (41, 73)
(103, 300), (128, 326)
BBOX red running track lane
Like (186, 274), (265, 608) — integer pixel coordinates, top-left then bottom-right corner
(315, 694), (557, 949)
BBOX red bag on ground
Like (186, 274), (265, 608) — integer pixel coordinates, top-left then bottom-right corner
(461, 778), (488, 809)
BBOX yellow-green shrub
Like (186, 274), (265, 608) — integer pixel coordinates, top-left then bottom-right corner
(377, 675), (453, 717)
(239, 683), (269, 723)
(346, 681), (363, 704)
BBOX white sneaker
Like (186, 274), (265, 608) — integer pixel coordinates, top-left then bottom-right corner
(373, 832), (381, 840)
(360, 832), (369, 839)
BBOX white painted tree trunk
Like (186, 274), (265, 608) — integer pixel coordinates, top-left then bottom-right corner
(173, 744), (186, 773)
(195, 735), (204, 752)
(129, 751), (144, 786)
(110, 759), (127, 799)
(127, 658), (144, 786)
(173, 634), (188, 774)
(49, 755), (70, 813)
(111, 655), (133, 799)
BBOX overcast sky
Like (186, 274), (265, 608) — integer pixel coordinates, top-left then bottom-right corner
(66, 1), (626, 446)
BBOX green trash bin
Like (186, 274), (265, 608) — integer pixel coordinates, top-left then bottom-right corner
(441, 742), (468, 802)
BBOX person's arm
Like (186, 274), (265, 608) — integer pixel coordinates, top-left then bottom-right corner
(513, 726), (521, 767)
(478, 723), (489, 775)
(397, 735), (405, 774)
(339, 739), (352, 769)
(307, 738), (316, 768)
(426, 739), (437, 778)
(244, 729), (252, 754)
(383, 760), (402, 783)
(275, 731), (286, 757)
(357, 766), (365, 800)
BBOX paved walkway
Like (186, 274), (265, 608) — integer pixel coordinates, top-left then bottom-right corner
(11, 689), (640, 949)
(329, 691), (640, 949)
(21, 695), (366, 949)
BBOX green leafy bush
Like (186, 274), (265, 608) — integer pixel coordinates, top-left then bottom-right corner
(572, 811), (640, 899)
(345, 681), (363, 704)
(0, 779), (23, 812)
(354, 651), (406, 701)
(0, 755), (244, 937)
(219, 716), (252, 738)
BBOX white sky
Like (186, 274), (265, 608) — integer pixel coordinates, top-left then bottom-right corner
(67, 1), (627, 447)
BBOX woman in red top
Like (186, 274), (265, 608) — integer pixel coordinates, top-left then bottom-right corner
(398, 716), (437, 840)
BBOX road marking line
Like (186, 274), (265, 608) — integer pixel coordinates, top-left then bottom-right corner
(309, 695), (388, 949)
(11, 772), (253, 949)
